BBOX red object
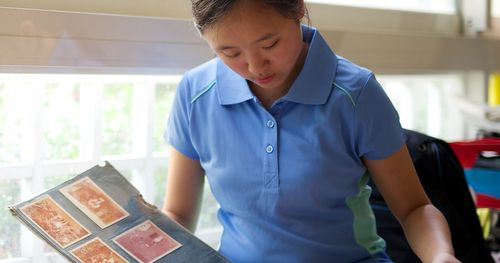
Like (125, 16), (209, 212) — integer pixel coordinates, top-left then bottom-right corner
(114, 220), (181, 263)
(449, 138), (500, 168)
(475, 193), (500, 209)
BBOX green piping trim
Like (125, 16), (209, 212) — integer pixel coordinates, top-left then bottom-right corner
(191, 80), (216, 104)
(333, 82), (356, 107)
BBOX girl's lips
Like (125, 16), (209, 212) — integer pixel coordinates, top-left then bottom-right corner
(255, 75), (275, 85)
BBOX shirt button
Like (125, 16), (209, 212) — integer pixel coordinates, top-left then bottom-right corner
(266, 145), (274, 154)
(266, 120), (275, 128)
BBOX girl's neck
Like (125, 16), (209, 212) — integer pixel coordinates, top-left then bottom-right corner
(249, 82), (287, 109)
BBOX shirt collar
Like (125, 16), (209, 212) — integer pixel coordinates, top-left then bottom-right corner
(216, 25), (337, 106)
(284, 25), (337, 105)
(216, 59), (254, 105)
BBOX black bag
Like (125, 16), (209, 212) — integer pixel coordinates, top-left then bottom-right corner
(369, 129), (494, 263)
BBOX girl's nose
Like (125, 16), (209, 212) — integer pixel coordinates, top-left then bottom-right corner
(247, 55), (269, 76)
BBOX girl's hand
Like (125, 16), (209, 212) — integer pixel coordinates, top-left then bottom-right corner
(431, 253), (461, 263)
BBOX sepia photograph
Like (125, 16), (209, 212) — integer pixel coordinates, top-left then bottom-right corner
(60, 177), (129, 228)
(71, 238), (129, 263)
(19, 195), (91, 248)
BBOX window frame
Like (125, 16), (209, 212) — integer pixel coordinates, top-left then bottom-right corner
(0, 74), (183, 261)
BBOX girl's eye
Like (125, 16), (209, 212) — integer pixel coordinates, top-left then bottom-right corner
(263, 40), (279, 50)
(224, 52), (240, 58)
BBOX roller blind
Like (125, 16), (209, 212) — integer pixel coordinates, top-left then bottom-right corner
(306, 0), (456, 14)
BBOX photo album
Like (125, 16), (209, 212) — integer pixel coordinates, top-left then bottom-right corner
(9, 162), (229, 263)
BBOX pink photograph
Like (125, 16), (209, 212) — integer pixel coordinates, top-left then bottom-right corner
(71, 238), (129, 263)
(113, 220), (182, 263)
(60, 177), (129, 228)
(19, 195), (90, 248)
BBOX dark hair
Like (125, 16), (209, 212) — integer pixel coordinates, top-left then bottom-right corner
(191, 0), (307, 34)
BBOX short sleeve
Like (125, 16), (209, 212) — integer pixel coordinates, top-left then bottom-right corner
(355, 74), (406, 160)
(164, 75), (200, 160)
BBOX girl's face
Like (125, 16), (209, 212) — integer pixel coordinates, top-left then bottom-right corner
(202, 1), (306, 91)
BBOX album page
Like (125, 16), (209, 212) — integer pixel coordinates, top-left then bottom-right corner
(9, 162), (229, 263)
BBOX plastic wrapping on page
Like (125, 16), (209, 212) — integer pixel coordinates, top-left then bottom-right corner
(9, 161), (229, 263)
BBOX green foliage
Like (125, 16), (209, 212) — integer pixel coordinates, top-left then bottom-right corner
(0, 85), (22, 164)
(0, 77), (214, 259)
(0, 84), (3, 106)
(45, 174), (75, 189)
(44, 123), (80, 160)
(154, 83), (177, 153)
(0, 179), (21, 259)
(102, 83), (133, 155)
(43, 84), (80, 160)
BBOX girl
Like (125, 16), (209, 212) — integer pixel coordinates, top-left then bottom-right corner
(163, 0), (460, 262)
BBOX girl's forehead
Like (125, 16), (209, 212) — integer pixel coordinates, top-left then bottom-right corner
(217, 1), (287, 27)
(204, 3), (288, 37)
(201, 1), (302, 48)
(203, 17), (284, 48)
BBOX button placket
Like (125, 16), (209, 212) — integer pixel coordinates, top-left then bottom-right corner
(263, 114), (279, 191)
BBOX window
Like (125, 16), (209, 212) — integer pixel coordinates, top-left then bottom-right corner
(493, 0), (500, 17)
(0, 74), (221, 262)
(378, 74), (465, 141)
(306, 0), (456, 14)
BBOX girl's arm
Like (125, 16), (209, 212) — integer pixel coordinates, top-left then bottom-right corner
(162, 147), (205, 232)
(363, 145), (460, 263)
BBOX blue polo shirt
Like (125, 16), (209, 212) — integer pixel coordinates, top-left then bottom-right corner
(165, 26), (405, 263)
